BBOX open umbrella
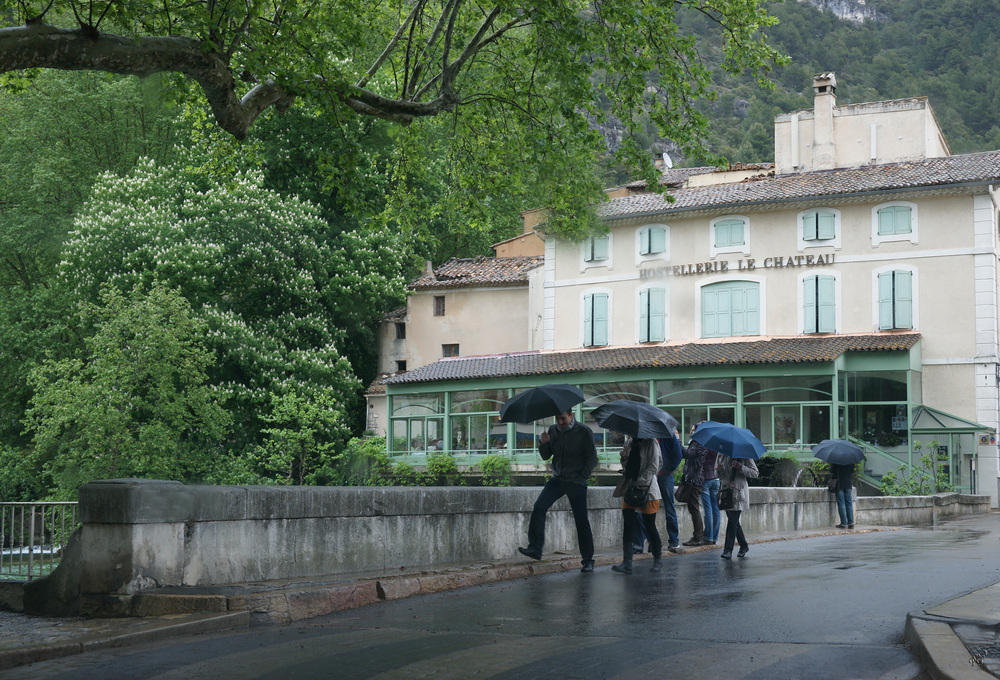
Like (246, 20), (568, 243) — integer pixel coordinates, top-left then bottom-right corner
(591, 400), (679, 440)
(691, 422), (766, 460)
(812, 439), (866, 465)
(498, 384), (585, 424)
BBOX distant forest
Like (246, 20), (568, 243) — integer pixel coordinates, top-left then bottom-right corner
(673, 0), (1000, 165)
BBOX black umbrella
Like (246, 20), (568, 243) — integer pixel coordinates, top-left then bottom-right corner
(812, 439), (866, 465)
(591, 400), (679, 440)
(498, 384), (585, 424)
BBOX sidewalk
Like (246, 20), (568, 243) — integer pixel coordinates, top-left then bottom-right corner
(1, 524), (997, 679)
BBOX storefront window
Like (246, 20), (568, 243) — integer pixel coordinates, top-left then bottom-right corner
(451, 389), (508, 414)
(744, 404), (831, 448)
(656, 378), (736, 405)
(845, 371), (908, 402)
(581, 382), (650, 408)
(389, 416), (444, 453)
(743, 375), (832, 402)
(391, 393), (444, 416)
(848, 403), (909, 450)
(582, 410), (627, 452)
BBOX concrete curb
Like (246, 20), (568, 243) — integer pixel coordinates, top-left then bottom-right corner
(0, 611), (250, 672)
(904, 615), (995, 680)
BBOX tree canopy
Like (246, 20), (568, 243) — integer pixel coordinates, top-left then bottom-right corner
(1, 1), (786, 198)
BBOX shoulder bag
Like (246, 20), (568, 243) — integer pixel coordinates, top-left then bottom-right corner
(623, 480), (652, 507)
(717, 468), (736, 510)
(674, 483), (695, 504)
(827, 476), (839, 493)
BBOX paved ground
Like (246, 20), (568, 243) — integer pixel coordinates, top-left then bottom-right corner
(1, 514), (998, 680)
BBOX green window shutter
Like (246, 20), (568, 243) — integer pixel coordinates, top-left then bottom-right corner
(715, 219), (744, 247)
(593, 235), (609, 261)
(894, 270), (912, 328)
(649, 227), (666, 254)
(702, 288), (719, 337)
(593, 293), (609, 345)
(639, 288), (650, 341)
(817, 275), (836, 332)
(803, 213), (818, 241)
(584, 293), (593, 343)
(878, 271), (895, 329)
(639, 228), (650, 255)
(803, 276), (817, 333)
(703, 281), (758, 337)
(731, 220), (745, 245)
(648, 288), (665, 342)
(818, 212), (836, 240)
(878, 206), (911, 236)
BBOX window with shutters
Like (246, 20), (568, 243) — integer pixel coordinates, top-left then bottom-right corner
(638, 287), (666, 342)
(582, 292), (610, 347)
(583, 234), (610, 263)
(872, 202), (918, 246)
(798, 208), (841, 251)
(877, 270), (913, 330)
(638, 225), (667, 256)
(709, 216), (750, 257)
(803, 274), (836, 334)
(701, 281), (760, 338)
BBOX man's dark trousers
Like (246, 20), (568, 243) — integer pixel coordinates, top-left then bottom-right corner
(656, 474), (680, 546)
(526, 477), (594, 560)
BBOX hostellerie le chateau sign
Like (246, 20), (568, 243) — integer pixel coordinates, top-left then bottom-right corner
(640, 253), (835, 280)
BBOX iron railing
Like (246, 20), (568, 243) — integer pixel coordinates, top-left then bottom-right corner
(0, 502), (79, 581)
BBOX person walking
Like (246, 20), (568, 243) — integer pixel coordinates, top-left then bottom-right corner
(680, 425), (707, 546)
(658, 430), (683, 551)
(699, 442), (720, 545)
(611, 437), (663, 574)
(717, 453), (759, 559)
(518, 410), (600, 572)
(830, 461), (856, 529)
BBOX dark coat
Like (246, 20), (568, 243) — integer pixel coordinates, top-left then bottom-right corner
(538, 419), (599, 486)
(681, 440), (708, 487)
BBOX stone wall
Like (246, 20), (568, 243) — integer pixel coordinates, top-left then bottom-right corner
(21, 479), (990, 616)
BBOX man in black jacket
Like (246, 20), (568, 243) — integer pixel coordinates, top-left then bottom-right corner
(518, 410), (599, 572)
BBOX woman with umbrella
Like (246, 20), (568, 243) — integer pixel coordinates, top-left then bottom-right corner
(690, 422), (764, 559)
(611, 435), (663, 574)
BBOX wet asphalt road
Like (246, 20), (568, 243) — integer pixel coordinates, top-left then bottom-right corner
(8, 514), (1000, 680)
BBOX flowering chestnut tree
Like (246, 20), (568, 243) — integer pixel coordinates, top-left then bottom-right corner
(58, 159), (410, 449)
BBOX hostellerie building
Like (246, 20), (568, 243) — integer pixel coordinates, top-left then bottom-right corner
(369, 73), (1000, 506)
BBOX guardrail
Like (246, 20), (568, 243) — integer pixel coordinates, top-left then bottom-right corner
(1, 502), (79, 581)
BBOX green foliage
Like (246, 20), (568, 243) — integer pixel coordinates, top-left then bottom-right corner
(0, 443), (45, 501)
(241, 390), (347, 485)
(58, 159), (409, 448)
(24, 283), (232, 499)
(477, 455), (513, 487)
(333, 437), (395, 486)
(879, 440), (954, 496)
(392, 461), (418, 486)
(421, 453), (464, 486)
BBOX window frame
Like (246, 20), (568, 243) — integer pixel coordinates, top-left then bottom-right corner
(799, 271), (839, 334)
(433, 295), (445, 316)
(635, 223), (669, 263)
(581, 289), (611, 347)
(698, 278), (763, 339)
(872, 201), (918, 246)
(636, 285), (667, 343)
(581, 233), (613, 271)
(872, 265), (917, 331)
(709, 215), (751, 258)
(442, 343), (460, 357)
(797, 208), (842, 251)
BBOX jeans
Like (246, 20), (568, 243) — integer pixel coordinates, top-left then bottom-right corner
(527, 477), (595, 561)
(622, 507), (661, 561)
(657, 474), (680, 546)
(701, 478), (721, 543)
(723, 510), (748, 553)
(836, 487), (854, 526)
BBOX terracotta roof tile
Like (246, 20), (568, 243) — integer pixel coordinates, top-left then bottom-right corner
(409, 256), (544, 290)
(605, 151), (1000, 219)
(384, 333), (920, 386)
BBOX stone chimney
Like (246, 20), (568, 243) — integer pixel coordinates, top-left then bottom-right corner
(812, 72), (837, 170)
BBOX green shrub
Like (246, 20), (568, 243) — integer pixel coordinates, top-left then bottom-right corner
(477, 455), (512, 486)
(879, 440), (952, 496)
(393, 461), (418, 486)
(421, 452), (463, 486)
(333, 437), (394, 486)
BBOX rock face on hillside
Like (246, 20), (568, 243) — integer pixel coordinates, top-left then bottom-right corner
(798, 0), (885, 23)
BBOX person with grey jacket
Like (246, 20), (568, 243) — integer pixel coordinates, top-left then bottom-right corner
(611, 437), (663, 574)
(717, 453), (759, 559)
